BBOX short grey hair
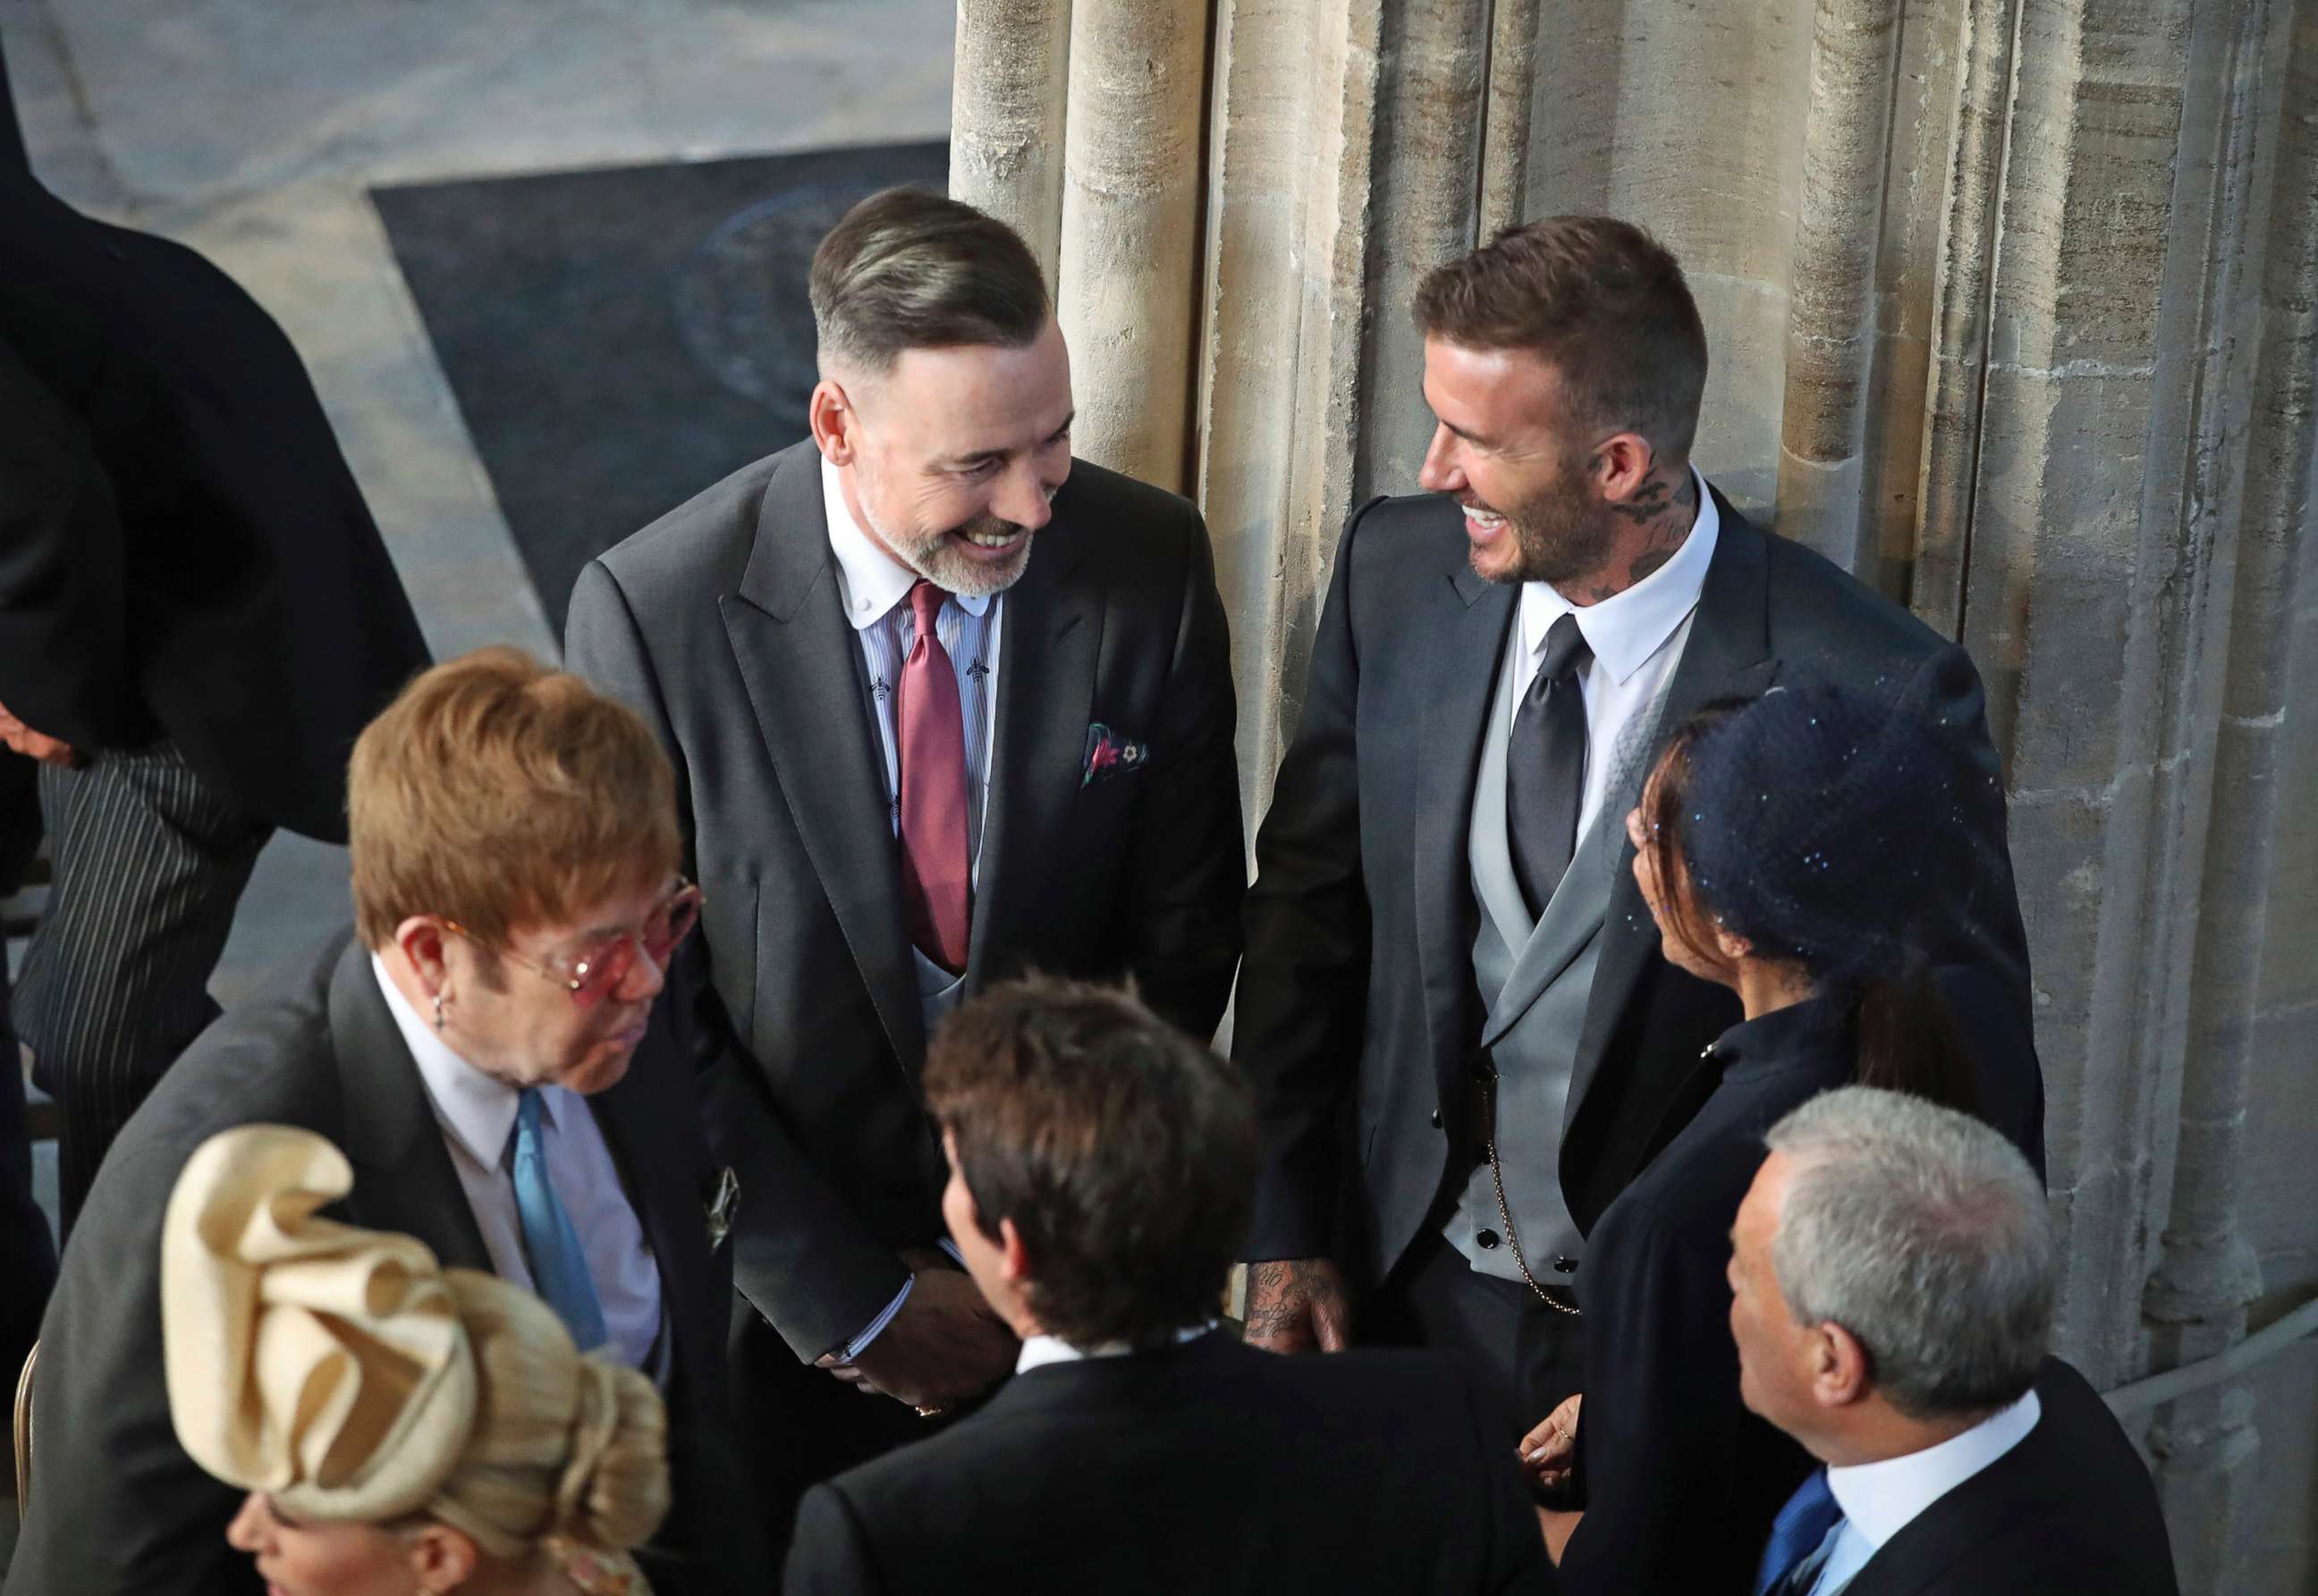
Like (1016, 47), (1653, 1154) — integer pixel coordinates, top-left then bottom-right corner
(808, 188), (1049, 376)
(1764, 1086), (2053, 1418)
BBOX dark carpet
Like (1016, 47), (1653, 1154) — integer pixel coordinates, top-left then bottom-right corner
(373, 140), (950, 635)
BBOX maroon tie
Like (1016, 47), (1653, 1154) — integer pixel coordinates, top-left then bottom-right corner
(895, 580), (971, 974)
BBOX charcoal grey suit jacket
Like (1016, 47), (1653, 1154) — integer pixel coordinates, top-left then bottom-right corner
(564, 439), (1242, 1361)
(1235, 486), (2039, 1281)
(4, 932), (757, 1596)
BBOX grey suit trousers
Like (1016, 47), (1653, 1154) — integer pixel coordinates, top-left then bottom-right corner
(15, 739), (267, 1230)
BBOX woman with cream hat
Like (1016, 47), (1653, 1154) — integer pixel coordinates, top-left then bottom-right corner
(162, 1121), (671, 1596)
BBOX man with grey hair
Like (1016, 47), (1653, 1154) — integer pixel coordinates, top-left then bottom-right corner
(1731, 1086), (2176, 1595)
(566, 187), (1242, 1550)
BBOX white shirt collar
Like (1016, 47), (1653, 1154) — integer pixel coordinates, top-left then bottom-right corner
(1015, 1322), (1216, 1375)
(1826, 1387), (2043, 1551)
(1520, 464), (1720, 686)
(819, 452), (992, 632)
(370, 951), (554, 1169)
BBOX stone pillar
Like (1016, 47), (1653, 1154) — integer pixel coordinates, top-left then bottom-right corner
(950, 0), (1074, 285)
(1053, 0), (1211, 491)
(1775, 0), (1903, 578)
(954, 2), (2318, 1576)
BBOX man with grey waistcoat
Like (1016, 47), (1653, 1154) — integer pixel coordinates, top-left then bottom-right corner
(1232, 216), (2037, 1440)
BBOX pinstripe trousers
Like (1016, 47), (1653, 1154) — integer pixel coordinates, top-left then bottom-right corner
(15, 739), (269, 1235)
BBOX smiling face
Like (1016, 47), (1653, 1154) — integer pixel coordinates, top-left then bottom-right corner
(816, 317), (1075, 597)
(433, 873), (676, 1096)
(1417, 336), (1620, 588)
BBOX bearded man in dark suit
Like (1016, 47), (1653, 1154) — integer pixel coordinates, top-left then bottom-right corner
(564, 189), (1243, 1557)
(1233, 215), (2036, 1436)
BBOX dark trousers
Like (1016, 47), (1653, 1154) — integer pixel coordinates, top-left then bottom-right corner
(1366, 1230), (1588, 1449)
(0, 754), (55, 1389)
(14, 741), (268, 1232)
(729, 1294), (969, 1588)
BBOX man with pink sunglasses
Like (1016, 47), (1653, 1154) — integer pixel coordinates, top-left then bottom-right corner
(8, 648), (759, 1596)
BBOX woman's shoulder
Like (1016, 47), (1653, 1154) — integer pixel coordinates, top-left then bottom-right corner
(1608, 1051), (1854, 1240)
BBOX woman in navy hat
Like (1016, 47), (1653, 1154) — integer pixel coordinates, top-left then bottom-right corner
(1527, 680), (2043, 1596)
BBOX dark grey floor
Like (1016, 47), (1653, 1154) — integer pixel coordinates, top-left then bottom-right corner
(376, 140), (950, 634)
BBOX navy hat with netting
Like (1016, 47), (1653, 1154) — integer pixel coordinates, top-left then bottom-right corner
(1678, 679), (1992, 982)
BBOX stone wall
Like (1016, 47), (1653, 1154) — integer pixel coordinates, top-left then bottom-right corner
(954, 1), (2318, 1589)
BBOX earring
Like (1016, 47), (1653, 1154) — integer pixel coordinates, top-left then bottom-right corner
(432, 992), (447, 1031)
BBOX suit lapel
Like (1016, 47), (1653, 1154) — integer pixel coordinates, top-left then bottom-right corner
(588, 1031), (709, 1356)
(1568, 496), (1778, 1126)
(1479, 801), (1619, 1050)
(1413, 563), (1518, 1105)
(966, 511), (1098, 993)
(719, 445), (924, 1068)
(325, 939), (493, 1271)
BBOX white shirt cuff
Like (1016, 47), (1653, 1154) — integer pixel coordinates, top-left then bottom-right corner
(829, 1274), (915, 1366)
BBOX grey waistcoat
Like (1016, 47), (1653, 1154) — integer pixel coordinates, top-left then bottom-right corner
(1443, 633), (1630, 1285)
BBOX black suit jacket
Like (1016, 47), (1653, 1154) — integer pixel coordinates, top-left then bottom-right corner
(1234, 486), (2036, 1279)
(0, 51), (427, 840)
(564, 439), (1244, 1358)
(4, 933), (759, 1596)
(784, 1330), (1552, 1594)
(1560, 975), (2045, 1596)
(1842, 1357), (2178, 1596)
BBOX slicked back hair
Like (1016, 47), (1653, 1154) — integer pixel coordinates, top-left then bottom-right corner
(1764, 1086), (2054, 1419)
(1413, 215), (1709, 462)
(808, 187), (1050, 376)
(922, 976), (1256, 1348)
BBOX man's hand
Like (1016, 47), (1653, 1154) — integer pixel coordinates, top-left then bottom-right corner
(1242, 1257), (1351, 1353)
(0, 700), (77, 768)
(1519, 1392), (1582, 1491)
(818, 1248), (1017, 1410)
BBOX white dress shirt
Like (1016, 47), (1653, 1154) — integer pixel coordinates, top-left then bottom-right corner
(1809, 1388), (2044, 1594)
(372, 955), (664, 1370)
(1015, 1322), (1218, 1375)
(819, 453), (1009, 1361)
(1505, 466), (1721, 841)
(820, 452), (1003, 869)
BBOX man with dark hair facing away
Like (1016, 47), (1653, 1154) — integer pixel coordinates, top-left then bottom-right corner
(784, 976), (1552, 1595)
(1233, 215), (2038, 1439)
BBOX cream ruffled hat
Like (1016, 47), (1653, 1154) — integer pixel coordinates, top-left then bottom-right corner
(161, 1123), (477, 1519)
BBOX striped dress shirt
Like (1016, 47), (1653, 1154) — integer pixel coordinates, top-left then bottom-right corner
(819, 454), (1002, 874)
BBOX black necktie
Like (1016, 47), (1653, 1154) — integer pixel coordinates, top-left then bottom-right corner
(1506, 612), (1592, 918)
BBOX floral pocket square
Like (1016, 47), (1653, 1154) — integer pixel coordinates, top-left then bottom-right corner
(703, 1165), (740, 1251)
(1082, 722), (1151, 787)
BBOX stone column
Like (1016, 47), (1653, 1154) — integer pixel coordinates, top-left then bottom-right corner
(1053, 0), (1211, 491)
(951, 0), (1074, 285)
(1775, 0), (1904, 577)
(956, 3), (2318, 1574)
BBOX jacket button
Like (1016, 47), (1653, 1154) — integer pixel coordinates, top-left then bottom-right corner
(1476, 1229), (1501, 1250)
(1470, 1062), (1493, 1084)
(1555, 1256), (1577, 1274)
(1429, 1108), (1442, 1129)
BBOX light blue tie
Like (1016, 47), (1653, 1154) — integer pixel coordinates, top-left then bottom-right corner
(511, 1087), (608, 1352)
(1755, 1469), (1844, 1596)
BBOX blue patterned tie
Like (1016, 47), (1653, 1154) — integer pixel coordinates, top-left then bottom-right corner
(1755, 1468), (1844, 1596)
(511, 1087), (607, 1352)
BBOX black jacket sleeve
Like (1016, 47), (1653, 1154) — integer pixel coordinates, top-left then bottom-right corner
(0, 334), (139, 750)
(1231, 501), (1380, 1261)
(1110, 499), (1244, 1040)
